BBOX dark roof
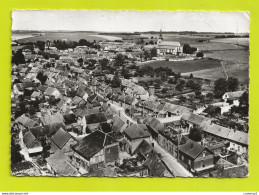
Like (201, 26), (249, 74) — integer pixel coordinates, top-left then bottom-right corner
(46, 150), (79, 176)
(179, 140), (208, 160)
(111, 116), (126, 133)
(87, 94), (105, 104)
(43, 123), (66, 137)
(51, 128), (72, 149)
(72, 130), (117, 161)
(23, 131), (37, 148)
(146, 118), (165, 133)
(124, 124), (151, 140)
(143, 153), (166, 177)
(211, 165), (248, 178)
(132, 139), (154, 156)
(85, 112), (107, 124)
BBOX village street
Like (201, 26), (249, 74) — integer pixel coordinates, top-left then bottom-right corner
(104, 94), (193, 177)
(152, 141), (193, 177)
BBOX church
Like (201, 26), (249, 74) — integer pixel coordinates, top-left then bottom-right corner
(156, 30), (183, 55)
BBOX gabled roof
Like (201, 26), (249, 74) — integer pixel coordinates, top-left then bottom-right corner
(44, 87), (59, 96)
(72, 130), (117, 161)
(37, 85), (48, 92)
(31, 91), (41, 98)
(51, 128), (72, 149)
(87, 94), (105, 104)
(15, 114), (29, 125)
(124, 124), (151, 140)
(181, 113), (210, 125)
(201, 123), (248, 146)
(146, 118), (165, 133)
(41, 112), (64, 126)
(179, 140), (210, 160)
(23, 131), (37, 148)
(111, 116), (126, 133)
(132, 139), (154, 156)
(143, 153), (166, 177)
(224, 91), (245, 99)
(46, 150), (79, 176)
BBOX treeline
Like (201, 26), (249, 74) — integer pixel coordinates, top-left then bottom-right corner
(215, 34), (249, 38)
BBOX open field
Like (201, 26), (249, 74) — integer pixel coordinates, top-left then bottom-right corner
(142, 33), (213, 44)
(204, 50), (250, 64)
(191, 42), (245, 51)
(210, 37), (249, 47)
(14, 32), (116, 43)
(139, 58), (225, 73)
(182, 63), (249, 84)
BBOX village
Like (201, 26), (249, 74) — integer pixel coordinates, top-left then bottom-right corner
(10, 29), (249, 178)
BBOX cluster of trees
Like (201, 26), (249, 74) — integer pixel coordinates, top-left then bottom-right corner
(183, 44), (197, 54)
(231, 91), (249, 116)
(142, 48), (157, 60)
(111, 71), (122, 88)
(189, 127), (202, 142)
(12, 49), (25, 65)
(214, 77), (239, 98)
(136, 66), (175, 78)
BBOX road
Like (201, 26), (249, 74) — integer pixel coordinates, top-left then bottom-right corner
(101, 93), (192, 177)
(153, 141), (193, 177)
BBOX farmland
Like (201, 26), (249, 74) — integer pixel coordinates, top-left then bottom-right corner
(182, 63), (249, 84)
(13, 32), (119, 43)
(204, 50), (250, 64)
(191, 42), (245, 51)
(210, 37), (249, 47)
(139, 58), (225, 73)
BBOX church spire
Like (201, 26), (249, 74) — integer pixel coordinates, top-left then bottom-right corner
(159, 28), (163, 40)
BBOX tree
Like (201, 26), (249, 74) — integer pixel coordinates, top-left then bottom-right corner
(12, 50), (25, 65)
(196, 52), (204, 57)
(189, 73), (193, 79)
(195, 90), (202, 97)
(99, 58), (109, 70)
(189, 127), (202, 142)
(11, 142), (23, 164)
(238, 91), (249, 116)
(77, 57), (84, 66)
(175, 83), (184, 91)
(214, 78), (228, 98)
(111, 72), (121, 88)
(183, 44), (197, 54)
(144, 50), (151, 60)
(36, 41), (45, 51)
(114, 54), (126, 67)
(36, 71), (48, 85)
(150, 47), (157, 58)
(227, 77), (239, 92)
(161, 88), (169, 93)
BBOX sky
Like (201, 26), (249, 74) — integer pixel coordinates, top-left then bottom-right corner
(12, 10), (250, 33)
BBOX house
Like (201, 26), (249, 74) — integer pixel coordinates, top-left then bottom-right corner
(200, 122), (248, 155)
(210, 158), (248, 178)
(46, 150), (79, 176)
(143, 151), (170, 177)
(146, 117), (165, 141)
(44, 87), (61, 99)
(123, 124), (152, 154)
(222, 91), (245, 106)
(50, 128), (77, 157)
(87, 94), (106, 109)
(158, 128), (189, 158)
(181, 113), (211, 133)
(178, 140), (214, 174)
(23, 130), (43, 156)
(41, 112), (64, 126)
(71, 130), (119, 172)
(132, 139), (154, 159)
(111, 115), (127, 133)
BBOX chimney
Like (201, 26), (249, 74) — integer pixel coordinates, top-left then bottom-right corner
(191, 142), (193, 149)
(149, 86), (155, 96)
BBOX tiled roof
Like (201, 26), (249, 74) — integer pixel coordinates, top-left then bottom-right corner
(72, 130), (117, 160)
(51, 128), (72, 149)
(124, 124), (151, 140)
(179, 139), (208, 160)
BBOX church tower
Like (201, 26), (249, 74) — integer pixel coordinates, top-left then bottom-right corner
(159, 29), (163, 40)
